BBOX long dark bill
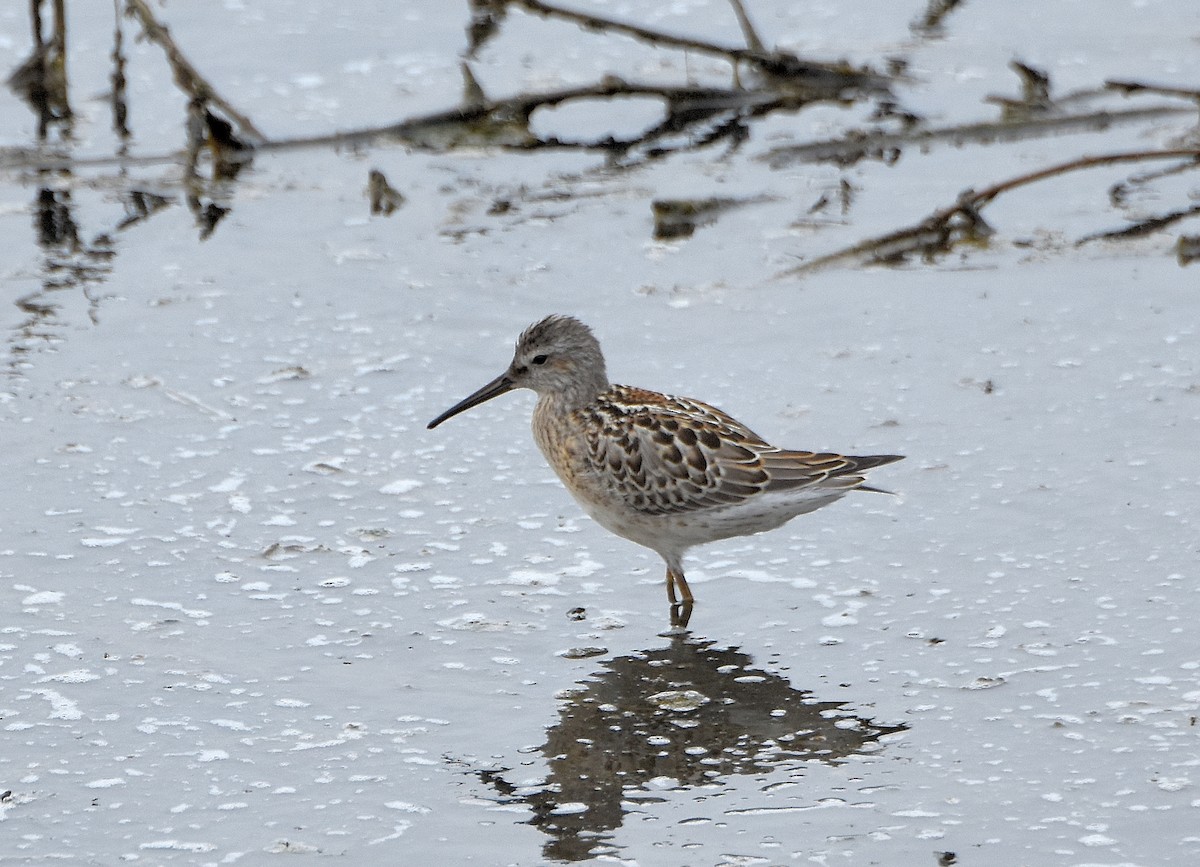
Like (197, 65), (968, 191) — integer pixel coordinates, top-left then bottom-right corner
(427, 373), (515, 429)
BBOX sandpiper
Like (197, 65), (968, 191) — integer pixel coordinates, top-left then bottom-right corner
(428, 315), (902, 625)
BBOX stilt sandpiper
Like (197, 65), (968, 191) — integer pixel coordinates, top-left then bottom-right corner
(428, 315), (902, 626)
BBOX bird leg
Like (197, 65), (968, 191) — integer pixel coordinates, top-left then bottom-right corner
(669, 600), (693, 630)
(665, 565), (694, 605)
(664, 563), (694, 629)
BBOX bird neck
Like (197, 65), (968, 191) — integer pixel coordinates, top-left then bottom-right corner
(538, 371), (608, 416)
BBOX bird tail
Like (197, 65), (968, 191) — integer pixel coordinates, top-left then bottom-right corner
(842, 454), (904, 495)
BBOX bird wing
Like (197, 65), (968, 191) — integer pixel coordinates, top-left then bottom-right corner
(583, 386), (866, 517)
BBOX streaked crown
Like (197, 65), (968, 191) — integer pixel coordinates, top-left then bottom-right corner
(508, 315), (609, 405)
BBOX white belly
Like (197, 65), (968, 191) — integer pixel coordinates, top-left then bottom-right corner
(574, 488), (850, 559)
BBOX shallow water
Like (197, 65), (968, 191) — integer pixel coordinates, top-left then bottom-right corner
(2, 1), (1199, 864)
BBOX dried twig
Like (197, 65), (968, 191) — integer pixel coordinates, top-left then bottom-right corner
(124, 0), (267, 143)
(511, 0), (750, 62)
(1106, 79), (1200, 103)
(0, 80), (784, 172)
(776, 148), (1200, 277)
(507, 0), (884, 91)
(762, 104), (1193, 168)
(1078, 203), (1200, 244)
(263, 80), (814, 155)
(962, 149), (1200, 209)
(911, 0), (966, 35)
(727, 0), (765, 53)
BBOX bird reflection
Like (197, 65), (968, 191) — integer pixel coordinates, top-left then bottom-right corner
(479, 637), (905, 862)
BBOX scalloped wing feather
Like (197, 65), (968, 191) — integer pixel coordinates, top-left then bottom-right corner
(581, 386), (893, 517)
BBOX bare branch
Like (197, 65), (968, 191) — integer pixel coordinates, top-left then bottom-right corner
(1106, 79), (1200, 103)
(124, 0), (267, 143)
(763, 104), (1193, 168)
(727, 0), (765, 53)
(777, 148), (1200, 277)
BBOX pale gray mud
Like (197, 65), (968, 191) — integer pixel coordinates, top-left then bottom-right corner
(1, 1), (1198, 864)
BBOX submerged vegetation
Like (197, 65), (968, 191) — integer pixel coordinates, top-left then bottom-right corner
(7, 1), (1198, 234)
(3, 0), (1199, 363)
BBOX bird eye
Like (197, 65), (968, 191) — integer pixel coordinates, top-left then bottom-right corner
(531, 354), (548, 365)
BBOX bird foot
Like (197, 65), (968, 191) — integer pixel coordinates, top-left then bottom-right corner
(665, 600), (693, 632)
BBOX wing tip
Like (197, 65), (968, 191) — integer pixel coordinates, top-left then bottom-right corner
(845, 454), (903, 495)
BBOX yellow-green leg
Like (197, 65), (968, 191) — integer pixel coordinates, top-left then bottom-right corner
(666, 564), (694, 629)
(666, 566), (694, 605)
